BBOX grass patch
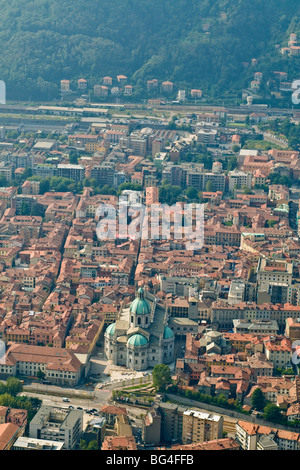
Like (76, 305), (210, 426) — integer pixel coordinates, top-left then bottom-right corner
(122, 382), (152, 391)
(243, 139), (284, 150)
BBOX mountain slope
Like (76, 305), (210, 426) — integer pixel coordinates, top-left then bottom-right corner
(0, 0), (300, 101)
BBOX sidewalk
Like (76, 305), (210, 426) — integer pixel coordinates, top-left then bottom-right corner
(23, 382), (95, 399)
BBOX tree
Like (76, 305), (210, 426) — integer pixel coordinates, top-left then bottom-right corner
(225, 156), (238, 171)
(118, 182), (143, 192)
(216, 393), (228, 407)
(79, 439), (99, 450)
(263, 403), (283, 423)
(185, 186), (199, 201)
(152, 364), (172, 391)
(20, 201), (31, 215)
(98, 184), (117, 195)
(205, 180), (213, 192)
(5, 377), (23, 397)
(69, 151), (79, 164)
(79, 439), (88, 450)
(159, 184), (182, 205)
(0, 175), (7, 187)
(39, 178), (50, 194)
(37, 368), (45, 380)
(30, 203), (45, 217)
(86, 440), (99, 450)
(242, 186), (252, 194)
(251, 387), (266, 411)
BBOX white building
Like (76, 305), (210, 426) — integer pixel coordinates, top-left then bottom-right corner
(228, 279), (245, 305)
(197, 129), (217, 144)
(13, 436), (64, 450)
(0, 81), (6, 105)
(177, 90), (186, 102)
(236, 420), (300, 450)
(29, 406), (83, 450)
(228, 170), (252, 192)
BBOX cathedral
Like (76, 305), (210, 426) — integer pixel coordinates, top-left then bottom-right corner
(104, 287), (175, 371)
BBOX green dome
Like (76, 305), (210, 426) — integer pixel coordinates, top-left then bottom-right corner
(130, 288), (151, 315)
(163, 326), (174, 339)
(127, 334), (148, 347)
(106, 323), (116, 336)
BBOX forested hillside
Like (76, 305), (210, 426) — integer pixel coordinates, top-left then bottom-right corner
(0, 0), (300, 101)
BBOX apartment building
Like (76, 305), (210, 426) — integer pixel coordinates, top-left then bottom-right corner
(191, 89), (203, 99)
(103, 76), (112, 86)
(257, 258), (293, 287)
(29, 406), (83, 450)
(146, 186), (159, 206)
(13, 436), (64, 450)
(232, 319), (279, 335)
(166, 297), (189, 318)
(285, 317), (300, 343)
(161, 81), (174, 93)
(0, 344), (83, 386)
(120, 134), (147, 157)
(142, 406), (161, 445)
(257, 257), (293, 304)
(117, 75), (127, 85)
(147, 79), (159, 90)
(263, 336), (292, 369)
(228, 280), (245, 305)
(205, 225), (241, 247)
(202, 172), (226, 192)
(159, 403), (187, 443)
(228, 170), (252, 193)
(90, 163), (115, 187)
(182, 410), (223, 445)
(56, 164), (85, 182)
(33, 164), (57, 179)
(94, 85), (108, 97)
(236, 420), (300, 450)
(211, 301), (300, 330)
(60, 80), (70, 92)
(197, 129), (217, 144)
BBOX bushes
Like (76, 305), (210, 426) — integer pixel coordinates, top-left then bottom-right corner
(0, 378), (41, 421)
(172, 386), (244, 412)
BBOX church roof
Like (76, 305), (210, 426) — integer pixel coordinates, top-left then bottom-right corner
(130, 287), (151, 315)
(163, 326), (174, 339)
(105, 323), (116, 336)
(127, 334), (148, 347)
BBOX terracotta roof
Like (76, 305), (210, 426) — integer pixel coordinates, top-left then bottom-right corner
(0, 423), (19, 450)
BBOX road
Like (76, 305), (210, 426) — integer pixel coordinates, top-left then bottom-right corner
(21, 388), (112, 428)
(21, 387), (148, 433)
